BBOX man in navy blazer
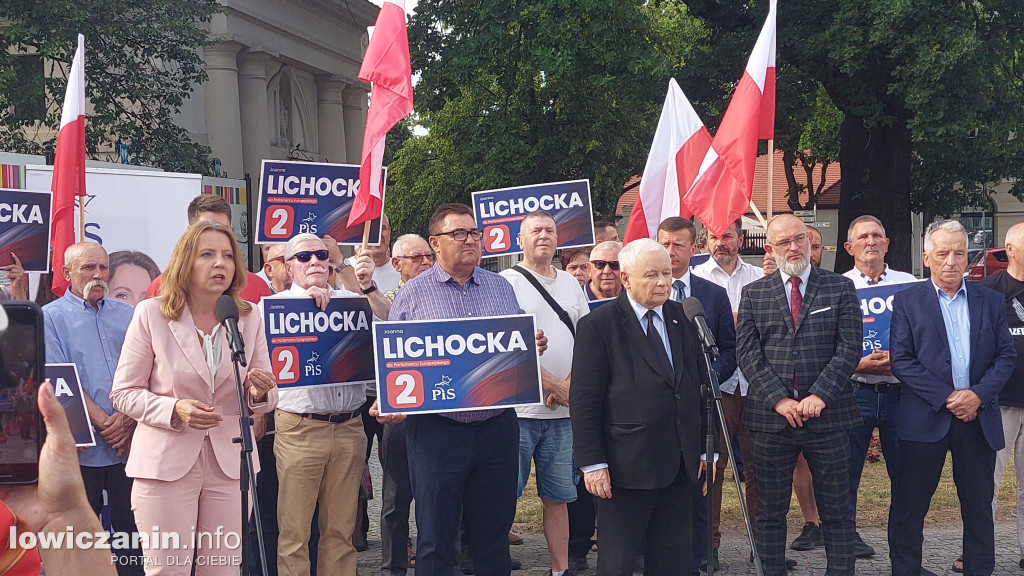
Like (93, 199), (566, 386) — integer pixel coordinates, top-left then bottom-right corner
(657, 217), (736, 574)
(889, 220), (1016, 576)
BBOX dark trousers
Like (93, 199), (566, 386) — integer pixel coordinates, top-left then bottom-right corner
(891, 418), (996, 576)
(80, 463), (144, 576)
(750, 428), (854, 576)
(594, 466), (694, 576)
(691, 470), (709, 575)
(848, 385), (901, 546)
(567, 477), (596, 558)
(407, 410), (519, 576)
(381, 420), (414, 575)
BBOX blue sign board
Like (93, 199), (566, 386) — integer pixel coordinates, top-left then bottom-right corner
(472, 180), (594, 257)
(0, 188), (52, 273)
(857, 281), (921, 356)
(47, 363), (94, 447)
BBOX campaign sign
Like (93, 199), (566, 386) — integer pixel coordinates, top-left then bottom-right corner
(0, 189), (51, 272)
(46, 363), (95, 447)
(588, 297), (615, 312)
(262, 296), (375, 389)
(857, 281), (920, 356)
(373, 314), (543, 415)
(473, 180), (594, 257)
(256, 160), (385, 246)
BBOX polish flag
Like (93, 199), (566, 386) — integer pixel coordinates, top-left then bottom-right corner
(347, 0), (414, 229)
(682, 0), (776, 236)
(50, 34), (87, 297)
(623, 79), (711, 244)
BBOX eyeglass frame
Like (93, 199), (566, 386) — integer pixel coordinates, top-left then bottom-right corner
(432, 228), (484, 242)
(589, 259), (620, 271)
(770, 233), (808, 250)
(394, 253), (435, 262)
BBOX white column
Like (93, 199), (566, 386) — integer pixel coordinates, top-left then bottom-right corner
(237, 51), (270, 179)
(342, 85), (368, 165)
(203, 41), (244, 177)
(317, 76), (348, 164)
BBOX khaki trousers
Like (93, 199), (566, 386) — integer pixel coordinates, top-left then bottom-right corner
(274, 410), (367, 576)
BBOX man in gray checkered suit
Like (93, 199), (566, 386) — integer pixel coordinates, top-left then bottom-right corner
(737, 214), (863, 576)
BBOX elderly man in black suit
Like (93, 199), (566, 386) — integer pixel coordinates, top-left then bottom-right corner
(571, 238), (710, 576)
(737, 214), (862, 576)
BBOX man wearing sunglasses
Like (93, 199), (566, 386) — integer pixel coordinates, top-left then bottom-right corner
(265, 233), (391, 576)
(585, 241), (623, 302)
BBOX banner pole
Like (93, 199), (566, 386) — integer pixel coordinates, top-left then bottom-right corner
(767, 139), (774, 221)
(749, 200), (769, 229)
(361, 220), (372, 252)
(78, 200), (84, 242)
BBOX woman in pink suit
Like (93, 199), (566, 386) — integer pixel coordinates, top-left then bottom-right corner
(111, 220), (278, 575)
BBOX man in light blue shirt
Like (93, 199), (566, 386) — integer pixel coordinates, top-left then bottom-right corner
(44, 242), (142, 575)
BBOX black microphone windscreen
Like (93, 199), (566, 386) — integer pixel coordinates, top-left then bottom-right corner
(215, 294), (239, 324)
(681, 297), (706, 324)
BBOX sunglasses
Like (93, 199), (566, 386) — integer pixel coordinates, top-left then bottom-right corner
(590, 260), (620, 271)
(288, 250), (330, 263)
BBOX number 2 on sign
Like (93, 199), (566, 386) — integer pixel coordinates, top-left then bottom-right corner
(386, 370), (424, 409)
(264, 205), (295, 239)
(484, 225), (511, 253)
(271, 346), (299, 385)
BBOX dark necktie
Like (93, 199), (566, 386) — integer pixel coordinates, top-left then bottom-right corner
(789, 276), (802, 393)
(673, 279), (686, 302)
(646, 310), (673, 375)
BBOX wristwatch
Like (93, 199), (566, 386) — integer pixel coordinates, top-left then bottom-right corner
(361, 281), (378, 295)
(334, 260), (350, 274)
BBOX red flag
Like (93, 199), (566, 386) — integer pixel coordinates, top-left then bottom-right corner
(623, 79), (711, 244)
(50, 34), (87, 297)
(681, 0), (776, 236)
(347, 0), (414, 229)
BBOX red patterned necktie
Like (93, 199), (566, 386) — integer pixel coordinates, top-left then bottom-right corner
(790, 276), (802, 393)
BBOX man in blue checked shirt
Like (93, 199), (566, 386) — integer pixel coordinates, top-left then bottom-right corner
(377, 203), (547, 576)
(43, 242), (143, 575)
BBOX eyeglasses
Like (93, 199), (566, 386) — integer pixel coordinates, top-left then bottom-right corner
(590, 260), (620, 271)
(396, 253), (434, 262)
(434, 229), (483, 242)
(288, 250), (330, 263)
(772, 234), (808, 250)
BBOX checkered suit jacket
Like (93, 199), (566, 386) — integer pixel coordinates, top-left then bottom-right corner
(737, 266), (863, 433)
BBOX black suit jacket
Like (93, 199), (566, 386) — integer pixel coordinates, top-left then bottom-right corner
(737, 266), (863, 434)
(571, 293), (710, 490)
(688, 275), (737, 382)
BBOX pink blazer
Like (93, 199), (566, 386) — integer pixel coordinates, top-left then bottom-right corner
(111, 299), (278, 482)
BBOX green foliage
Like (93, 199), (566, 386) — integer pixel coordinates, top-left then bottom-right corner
(0, 0), (217, 173)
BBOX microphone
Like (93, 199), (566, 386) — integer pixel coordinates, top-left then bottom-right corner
(216, 295), (247, 367)
(681, 297), (719, 358)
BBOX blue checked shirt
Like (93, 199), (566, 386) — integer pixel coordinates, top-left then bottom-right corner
(390, 263), (523, 423)
(43, 291), (136, 467)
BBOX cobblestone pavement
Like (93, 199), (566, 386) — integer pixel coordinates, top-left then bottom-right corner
(357, 442), (1022, 576)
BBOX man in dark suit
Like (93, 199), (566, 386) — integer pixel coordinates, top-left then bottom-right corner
(737, 214), (862, 576)
(889, 220), (1015, 576)
(657, 216), (735, 573)
(571, 238), (710, 576)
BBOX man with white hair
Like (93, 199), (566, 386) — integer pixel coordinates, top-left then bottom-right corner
(584, 241), (623, 301)
(890, 220), (1015, 576)
(385, 233), (434, 302)
(571, 238), (710, 576)
(265, 233), (390, 576)
(737, 214), (862, 576)
(43, 241), (143, 574)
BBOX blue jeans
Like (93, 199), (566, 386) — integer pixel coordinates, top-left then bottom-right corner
(517, 418), (577, 503)
(847, 385), (901, 531)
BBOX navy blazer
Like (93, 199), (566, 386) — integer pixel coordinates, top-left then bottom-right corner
(688, 275), (737, 382)
(890, 280), (1016, 450)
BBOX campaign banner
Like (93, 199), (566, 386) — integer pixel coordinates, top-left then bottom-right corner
(588, 297), (615, 312)
(857, 281), (921, 356)
(256, 160), (385, 246)
(47, 363), (95, 447)
(373, 314), (543, 415)
(262, 296), (375, 389)
(0, 189), (52, 273)
(473, 180), (594, 257)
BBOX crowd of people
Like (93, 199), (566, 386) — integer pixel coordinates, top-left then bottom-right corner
(1, 193), (1022, 576)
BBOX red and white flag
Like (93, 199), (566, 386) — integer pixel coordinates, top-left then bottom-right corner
(50, 34), (87, 296)
(347, 0), (414, 229)
(623, 79), (712, 244)
(682, 0), (776, 236)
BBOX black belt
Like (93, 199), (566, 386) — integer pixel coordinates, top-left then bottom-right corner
(300, 410), (360, 423)
(856, 381), (899, 393)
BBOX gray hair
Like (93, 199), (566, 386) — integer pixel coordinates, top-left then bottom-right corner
(392, 233), (427, 257)
(284, 233), (325, 259)
(923, 220), (967, 252)
(619, 238), (667, 273)
(590, 240), (622, 260)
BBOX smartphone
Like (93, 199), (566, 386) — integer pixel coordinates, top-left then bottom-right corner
(0, 302), (45, 484)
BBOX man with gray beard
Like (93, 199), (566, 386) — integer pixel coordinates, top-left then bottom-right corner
(737, 215), (862, 576)
(43, 241), (143, 575)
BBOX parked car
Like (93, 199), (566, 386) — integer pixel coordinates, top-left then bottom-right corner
(965, 247), (1008, 280)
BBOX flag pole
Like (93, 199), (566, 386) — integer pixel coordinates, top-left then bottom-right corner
(767, 139), (774, 221)
(361, 220), (371, 252)
(748, 199), (768, 229)
(78, 201), (84, 242)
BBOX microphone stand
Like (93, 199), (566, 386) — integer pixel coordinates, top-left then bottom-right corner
(696, 341), (763, 576)
(229, 344), (268, 576)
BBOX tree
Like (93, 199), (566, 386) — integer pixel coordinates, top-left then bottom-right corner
(387, 0), (672, 234)
(0, 0), (218, 173)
